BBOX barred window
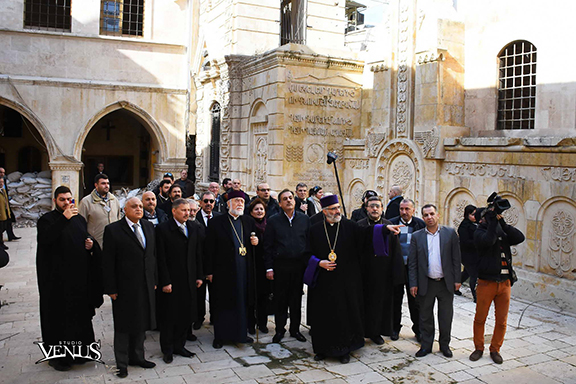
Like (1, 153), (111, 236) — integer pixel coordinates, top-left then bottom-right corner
(100, 0), (144, 37)
(24, 0), (71, 31)
(209, 103), (221, 182)
(497, 40), (537, 130)
(281, 0), (306, 45)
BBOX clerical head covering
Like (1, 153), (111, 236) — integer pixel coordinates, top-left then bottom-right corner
(320, 194), (339, 208)
(363, 190), (378, 201)
(227, 190), (245, 200)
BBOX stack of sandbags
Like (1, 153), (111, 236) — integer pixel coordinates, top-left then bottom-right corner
(112, 179), (160, 209)
(6, 170), (52, 227)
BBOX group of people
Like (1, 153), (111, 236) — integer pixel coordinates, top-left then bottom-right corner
(34, 172), (525, 378)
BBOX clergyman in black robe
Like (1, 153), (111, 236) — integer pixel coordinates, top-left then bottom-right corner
(205, 191), (258, 348)
(357, 196), (405, 344)
(304, 195), (364, 364)
(36, 186), (103, 372)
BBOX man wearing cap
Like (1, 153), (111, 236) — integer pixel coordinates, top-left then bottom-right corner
(357, 196), (404, 344)
(351, 190), (378, 223)
(205, 190), (259, 348)
(153, 173), (175, 196)
(304, 195), (365, 364)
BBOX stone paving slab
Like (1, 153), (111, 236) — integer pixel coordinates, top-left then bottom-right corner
(1, 228), (576, 383)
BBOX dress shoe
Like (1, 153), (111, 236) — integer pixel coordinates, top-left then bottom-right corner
(248, 326), (256, 335)
(440, 347), (453, 358)
(116, 367), (128, 378)
(1, 244), (8, 250)
(174, 348), (195, 358)
(339, 354), (350, 364)
(187, 333), (197, 341)
(314, 353), (325, 361)
(415, 348), (430, 357)
(163, 353), (173, 364)
(193, 320), (203, 330)
(490, 351), (503, 364)
(258, 325), (269, 334)
(290, 331), (307, 342)
(8, 236), (21, 241)
(272, 332), (285, 343)
(132, 360), (156, 369)
(212, 340), (223, 349)
(454, 290), (462, 296)
(469, 349), (483, 361)
(390, 332), (399, 341)
(245, 336), (254, 344)
(49, 360), (71, 371)
(370, 336), (384, 345)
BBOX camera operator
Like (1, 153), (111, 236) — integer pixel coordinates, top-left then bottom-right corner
(469, 201), (524, 365)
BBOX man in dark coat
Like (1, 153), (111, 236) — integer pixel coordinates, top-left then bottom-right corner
(294, 182), (309, 214)
(156, 199), (204, 364)
(36, 186), (103, 372)
(384, 185), (403, 219)
(209, 182), (227, 213)
(195, 191), (222, 329)
(252, 183), (280, 217)
(389, 198), (426, 341)
(103, 197), (157, 378)
(304, 195), (364, 364)
(205, 190), (258, 348)
(357, 196), (404, 345)
(264, 189), (310, 343)
(351, 190), (378, 223)
(174, 170), (195, 198)
(142, 191), (168, 227)
(159, 184), (183, 219)
(408, 204), (461, 359)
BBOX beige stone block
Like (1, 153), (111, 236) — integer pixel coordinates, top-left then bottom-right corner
(416, 83), (439, 105)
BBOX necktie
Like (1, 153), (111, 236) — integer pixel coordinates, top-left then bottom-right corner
(133, 222), (145, 248)
(179, 224), (187, 237)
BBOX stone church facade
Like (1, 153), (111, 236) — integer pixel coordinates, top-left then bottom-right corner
(1, 0), (575, 311)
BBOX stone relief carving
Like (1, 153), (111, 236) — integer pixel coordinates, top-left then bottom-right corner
(254, 137), (268, 185)
(348, 159), (369, 169)
(502, 206), (520, 227)
(396, 0), (410, 138)
(541, 167), (576, 182)
(366, 129), (386, 158)
(547, 210), (574, 277)
(306, 143), (323, 164)
(375, 141), (421, 203)
(414, 127), (440, 158)
(286, 145), (304, 162)
(444, 163), (524, 179)
(391, 160), (412, 193)
(452, 199), (472, 229)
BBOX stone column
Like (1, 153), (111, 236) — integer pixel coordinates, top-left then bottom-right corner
(49, 160), (84, 202)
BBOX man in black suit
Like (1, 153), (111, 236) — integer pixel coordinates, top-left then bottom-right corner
(209, 182), (226, 213)
(408, 204), (461, 358)
(194, 191), (222, 329)
(384, 185), (403, 219)
(159, 184), (182, 219)
(156, 199), (204, 364)
(205, 190), (258, 348)
(142, 191), (168, 227)
(252, 183), (280, 217)
(103, 197), (157, 378)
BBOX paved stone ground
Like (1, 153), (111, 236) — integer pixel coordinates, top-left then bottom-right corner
(2, 228), (576, 384)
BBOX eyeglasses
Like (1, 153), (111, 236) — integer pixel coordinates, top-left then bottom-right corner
(203, 199), (215, 203)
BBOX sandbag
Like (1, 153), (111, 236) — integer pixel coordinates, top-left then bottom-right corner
(7, 172), (22, 182)
(16, 185), (32, 193)
(36, 178), (52, 185)
(21, 172), (36, 178)
(38, 170), (52, 178)
(21, 177), (38, 185)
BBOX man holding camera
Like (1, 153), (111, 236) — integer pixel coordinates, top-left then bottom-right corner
(469, 197), (525, 365)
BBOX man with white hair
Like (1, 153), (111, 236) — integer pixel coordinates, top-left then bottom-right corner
(385, 185), (404, 219)
(205, 190), (258, 349)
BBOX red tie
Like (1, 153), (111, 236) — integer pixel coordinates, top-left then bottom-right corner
(208, 215), (211, 220)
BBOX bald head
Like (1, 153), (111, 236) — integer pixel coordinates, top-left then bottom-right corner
(388, 185), (402, 199)
(142, 191), (157, 213)
(232, 179), (241, 191)
(125, 197), (144, 222)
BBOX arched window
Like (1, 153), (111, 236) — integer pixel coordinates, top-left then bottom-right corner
(497, 40), (537, 130)
(209, 103), (221, 182)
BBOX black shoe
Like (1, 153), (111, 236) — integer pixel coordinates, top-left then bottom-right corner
(187, 333), (197, 341)
(314, 353), (325, 361)
(8, 236), (21, 241)
(415, 348), (430, 357)
(117, 367), (128, 378)
(49, 360), (71, 371)
(440, 347), (453, 358)
(272, 332), (285, 343)
(134, 360), (156, 369)
(370, 336), (384, 345)
(454, 290), (462, 296)
(245, 337), (254, 344)
(1, 244), (8, 250)
(163, 354), (173, 364)
(193, 320), (203, 330)
(248, 327), (256, 335)
(290, 331), (306, 342)
(490, 351), (503, 364)
(390, 332), (399, 341)
(258, 325), (269, 334)
(174, 348), (195, 358)
(339, 354), (350, 364)
(213, 340), (223, 349)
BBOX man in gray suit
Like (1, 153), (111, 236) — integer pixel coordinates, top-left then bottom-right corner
(408, 204), (461, 358)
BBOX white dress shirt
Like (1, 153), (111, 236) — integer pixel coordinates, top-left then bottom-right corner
(126, 217), (146, 248)
(426, 227), (443, 279)
(201, 209), (212, 227)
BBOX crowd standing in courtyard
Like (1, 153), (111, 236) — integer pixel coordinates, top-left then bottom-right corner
(28, 171), (525, 378)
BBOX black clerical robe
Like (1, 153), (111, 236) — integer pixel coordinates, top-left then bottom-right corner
(306, 218), (364, 357)
(36, 210), (103, 346)
(205, 214), (257, 343)
(357, 217), (405, 338)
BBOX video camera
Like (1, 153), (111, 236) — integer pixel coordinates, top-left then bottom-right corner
(486, 192), (511, 215)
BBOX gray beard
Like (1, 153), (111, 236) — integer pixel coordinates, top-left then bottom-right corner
(230, 207), (244, 217)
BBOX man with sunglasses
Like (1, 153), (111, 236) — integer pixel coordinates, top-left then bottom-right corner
(253, 183), (280, 217)
(194, 191), (222, 329)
